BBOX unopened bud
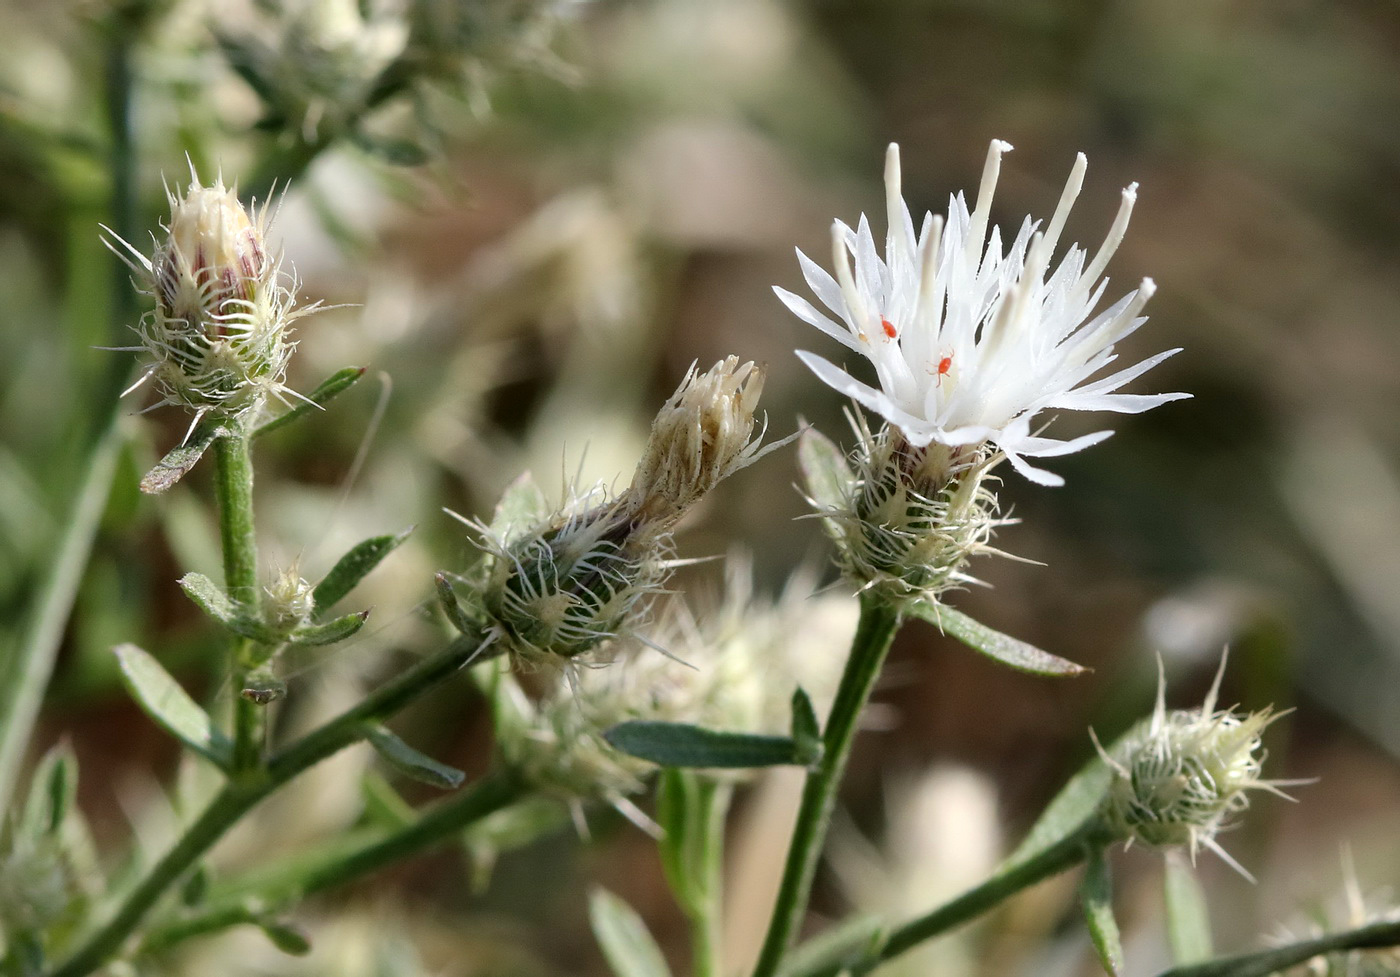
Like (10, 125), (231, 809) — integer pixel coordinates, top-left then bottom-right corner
(1096, 654), (1294, 878)
(477, 495), (668, 665)
(265, 568), (315, 632)
(106, 173), (316, 422)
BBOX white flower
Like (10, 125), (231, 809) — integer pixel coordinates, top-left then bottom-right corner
(776, 140), (1189, 485)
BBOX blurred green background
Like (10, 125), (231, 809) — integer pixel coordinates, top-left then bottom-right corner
(3, 0), (1400, 974)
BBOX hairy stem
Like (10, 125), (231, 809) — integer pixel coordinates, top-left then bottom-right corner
(46, 631), (495, 977)
(749, 595), (900, 977)
(786, 819), (1105, 977)
(140, 770), (527, 954)
(1155, 919), (1400, 977)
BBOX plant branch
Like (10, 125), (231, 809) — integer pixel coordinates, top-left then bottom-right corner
(749, 594), (900, 977)
(784, 818), (1105, 977)
(46, 630), (497, 977)
(1155, 919), (1400, 977)
(139, 769), (527, 955)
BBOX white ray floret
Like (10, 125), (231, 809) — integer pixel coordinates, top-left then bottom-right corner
(777, 140), (1189, 485)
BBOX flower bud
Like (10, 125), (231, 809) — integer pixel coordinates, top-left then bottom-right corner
(626, 357), (775, 526)
(476, 493), (669, 666)
(1096, 655), (1292, 877)
(264, 567), (315, 632)
(106, 173), (315, 422)
(817, 415), (1003, 603)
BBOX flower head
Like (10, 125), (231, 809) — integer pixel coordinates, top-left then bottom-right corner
(777, 141), (1188, 485)
(105, 171), (318, 424)
(1096, 653), (1297, 879)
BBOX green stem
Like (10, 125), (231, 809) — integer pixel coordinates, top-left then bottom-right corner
(211, 430), (264, 771)
(785, 819), (1104, 977)
(690, 780), (731, 977)
(46, 631), (496, 977)
(139, 770), (527, 955)
(750, 595), (900, 977)
(1155, 919), (1400, 977)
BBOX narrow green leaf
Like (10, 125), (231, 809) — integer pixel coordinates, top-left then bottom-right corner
(252, 366), (366, 440)
(1081, 846), (1123, 975)
(1004, 720), (1145, 870)
(797, 427), (854, 518)
(366, 725), (466, 789)
(436, 572), (477, 634)
(289, 610), (370, 647)
(604, 721), (802, 769)
(113, 644), (232, 769)
(783, 914), (888, 977)
(178, 572), (279, 643)
(489, 471), (550, 543)
(790, 688), (823, 767)
(352, 130), (430, 167)
(257, 919), (312, 956)
(1164, 853), (1214, 965)
(21, 743), (77, 838)
(181, 865), (210, 906)
(361, 770), (415, 829)
(311, 527), (413, 618)
(908, 602), (1086, 676)
(589, 887), (673, 977)
(140, 422), (226, 495)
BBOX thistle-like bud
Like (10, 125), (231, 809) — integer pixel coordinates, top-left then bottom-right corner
(627, 357), (773, 526)
(106, 173), (315, 422)
(459, 358), (783, 666)
(1096, 654), (1294, 878)
(477, 493), (670, 666)
(809, 414), (1004, 604)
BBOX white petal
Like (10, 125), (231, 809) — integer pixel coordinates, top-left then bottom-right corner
(796, 249), (848, 320)
(795, 350), (938, 439)
(1003, 448), (1065, 486)
(1057, 391), (1191, 414)
(773, 286), (864, 354)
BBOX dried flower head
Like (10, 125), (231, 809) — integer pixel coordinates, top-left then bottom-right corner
(778, 141), (1188, 486)
(627, 357), (778, 525)
(1096, 653), (1297, 879)
(105, 171), (318, 425)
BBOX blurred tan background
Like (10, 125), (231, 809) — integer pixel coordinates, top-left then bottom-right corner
(4, 0), (1400, 974)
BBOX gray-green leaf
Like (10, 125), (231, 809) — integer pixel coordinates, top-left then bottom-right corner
(289, 610), (370, 647)
(908, 602), (1086, 676)
(113, 644), (232, 769)
(797, 427), (854, 520)
(178, 572), (279, 643)
(1081, 845), (1123, 975)
(790, 688), (823, 766)
(140, 421), (226, 495)
(589, 888), (673, 977)
(253, 367), (366, 440)
(366, 725), (466, 790)
(489, 471), (550, 544)
(311, 528), (413, 619)
(604, 721), (804, 769)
